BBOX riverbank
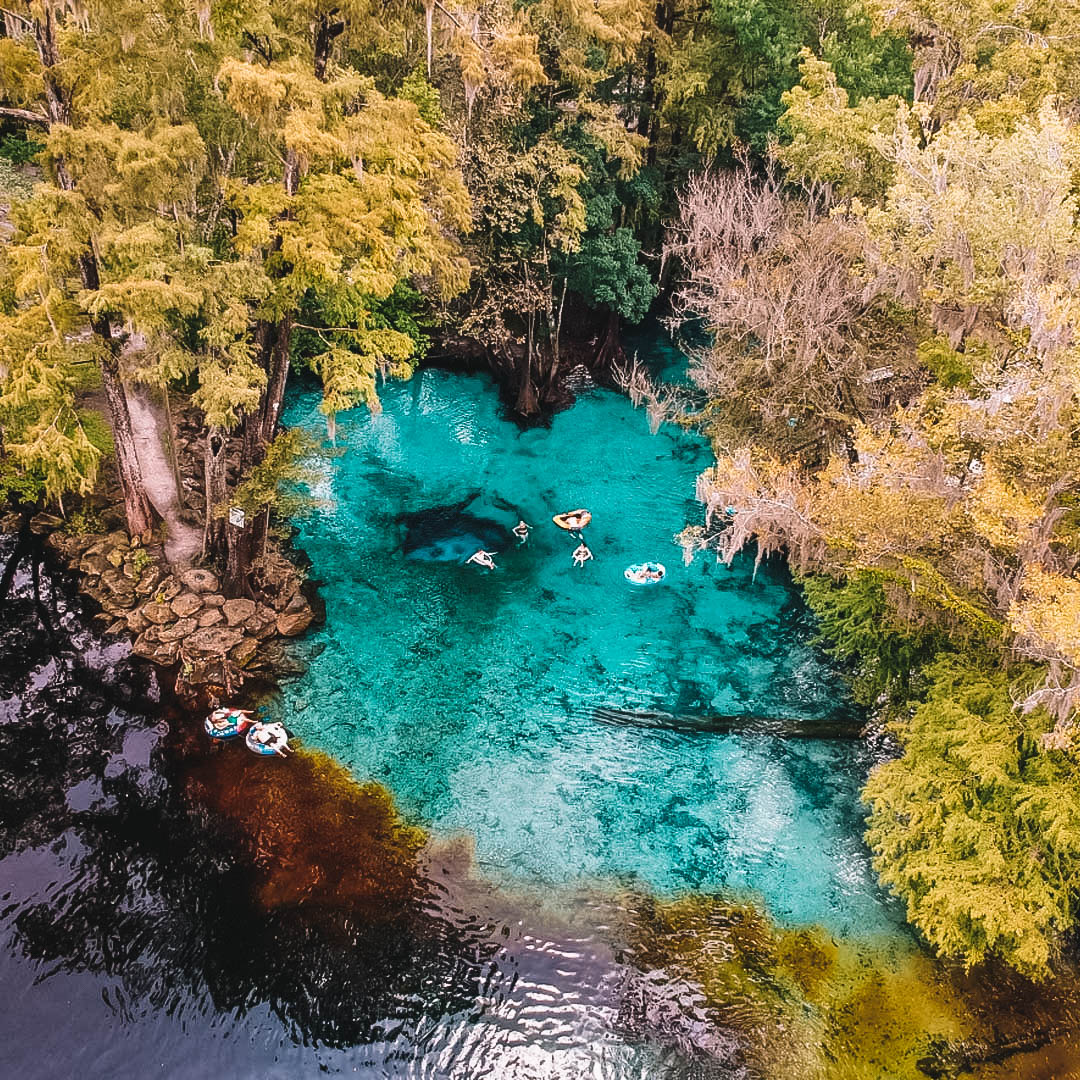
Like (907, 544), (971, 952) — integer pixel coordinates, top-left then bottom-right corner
(0, 390), (320, 700)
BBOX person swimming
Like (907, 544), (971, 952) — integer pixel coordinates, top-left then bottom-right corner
(466, 549), (497, 569)
(572, 543), (593, 568)
(512, 520), (531, 543)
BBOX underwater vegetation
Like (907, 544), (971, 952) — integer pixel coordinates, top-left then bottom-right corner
(620, 893), (1080, 1079)
(183, 744), (427, 913)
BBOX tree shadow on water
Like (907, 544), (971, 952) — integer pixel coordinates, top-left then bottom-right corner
(0, 535), (497, 1051)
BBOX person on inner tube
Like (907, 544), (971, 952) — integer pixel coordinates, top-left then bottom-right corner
(512, 520), (531, 543)
(572, 543), (593, 568)
(466, 549), (497, 569)
(252, 721), (293, 757)
(209, 706), (255, 732)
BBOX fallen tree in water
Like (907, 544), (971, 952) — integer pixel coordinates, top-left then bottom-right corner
(591, 705), (864, 739)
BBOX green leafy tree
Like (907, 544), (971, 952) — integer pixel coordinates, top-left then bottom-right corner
(865, 657), (1080, 978)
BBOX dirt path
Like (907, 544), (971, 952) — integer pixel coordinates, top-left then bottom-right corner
(125, 386), (203, 567)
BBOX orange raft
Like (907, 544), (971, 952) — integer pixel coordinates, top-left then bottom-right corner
(553, 509), (592, 531)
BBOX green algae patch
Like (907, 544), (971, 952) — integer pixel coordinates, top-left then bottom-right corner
(183, 745), (427, 914)
(620, 892), (1080, 1079)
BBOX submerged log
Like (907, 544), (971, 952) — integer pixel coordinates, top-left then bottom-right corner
(591, 706), (865, 739)
(916, 1028), (1066, 1078)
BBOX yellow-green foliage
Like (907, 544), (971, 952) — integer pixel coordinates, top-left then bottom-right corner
(776, 52), (907, 201)
(865, 658), (1080, 979)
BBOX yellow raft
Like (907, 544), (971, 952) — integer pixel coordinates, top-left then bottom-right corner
(553, 509), (592, 531)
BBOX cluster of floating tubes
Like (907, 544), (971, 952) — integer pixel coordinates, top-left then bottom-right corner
(472, 507), (667, 582)
(204, 707), (292, 758)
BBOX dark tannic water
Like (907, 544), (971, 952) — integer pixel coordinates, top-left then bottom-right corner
(2, 339), (1078, 1079)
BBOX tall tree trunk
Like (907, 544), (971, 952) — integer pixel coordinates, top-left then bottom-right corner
(549, 276), (568, 385)
(313, 14), (346, 81)
(515, 310), (539, 416)
(203, 425), (228, 558)
(224, 515), (253, 599)
(225, 315), (292, 595)
(98, 349), (156, 536)
(161, 384), (185, 510)
(32, 10), (153, 538)
(223, 14), (331, 594)
(78, 249), (156, 537)
(240, 314), (293, 473)
(425, 1), (434, 75)
(595, 309), (623, 370)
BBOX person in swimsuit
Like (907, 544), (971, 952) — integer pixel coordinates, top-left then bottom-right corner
(252, 721), (293, 757)
(466, 550), (497, 569)
(512, 520), (531, 543)
(209, 706), (255, 733)
(572, 543), (593, 568)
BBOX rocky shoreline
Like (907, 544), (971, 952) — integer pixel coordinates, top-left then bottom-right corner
(1, 393), (321, 700)
(19, 516), (316, 696)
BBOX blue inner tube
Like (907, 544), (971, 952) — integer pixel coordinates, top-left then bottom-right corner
(246, 724), (289, 756)
(204, 712), (244, 739)
(624, 561), (666, 585)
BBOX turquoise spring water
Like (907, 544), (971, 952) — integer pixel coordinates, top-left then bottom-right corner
(278, 345), (897, 940)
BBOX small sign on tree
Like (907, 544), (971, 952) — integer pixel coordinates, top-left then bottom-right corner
(228, 506), (245, 528)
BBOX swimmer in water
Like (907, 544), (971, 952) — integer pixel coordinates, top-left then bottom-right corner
(512, 520), (531, 543)
(466, 550), (497, 569)
(209, 706), (255, 732)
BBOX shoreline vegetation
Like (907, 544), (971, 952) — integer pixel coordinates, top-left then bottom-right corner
(2, 0), (1080, 1058)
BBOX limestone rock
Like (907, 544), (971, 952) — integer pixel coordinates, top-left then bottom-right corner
(106, 548), (124, 568)
(181, 568), (219, 594)
(155, 576), (182, 603)
(142, 602), (175, 625)
(197, 607), (224, 628)
(223, 597), (257, 626)
(230, 637), (259, 667)
(171, 592), (203, 619)
(276, 609), (313, 637)
(284, 591), (308, 614)
(105, 619), (128, 636)
(105, 530), (129, 550)
(158, 617), (198, 643)
(126, 609), (150, 635)
(102, 592), (136, 615)
(79, 554), (110, 577)
(135, 568), (165, 597)
(250, 642), (308, 678)
(185, 625), (244, 654)
(82, 582), (108, 605)
(201, 592), (225, 608)
(100, 567), (121, 588)
(131, 633), (179, 665)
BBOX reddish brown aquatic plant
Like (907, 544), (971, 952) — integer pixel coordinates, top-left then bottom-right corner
(183, 745), (426, 914)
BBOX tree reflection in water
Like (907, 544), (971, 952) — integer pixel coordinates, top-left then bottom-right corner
(0, 531), (494, 1051)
